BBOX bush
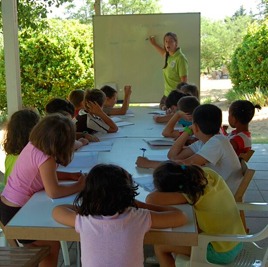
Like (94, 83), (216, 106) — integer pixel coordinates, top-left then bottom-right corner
(0, 19), (94, 112)
(228, 20), (268, 106)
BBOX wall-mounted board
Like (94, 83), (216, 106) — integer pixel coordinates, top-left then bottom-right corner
(93, 13), (200, 102)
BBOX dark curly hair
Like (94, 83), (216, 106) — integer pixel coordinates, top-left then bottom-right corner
(74, 164), (138, 216)
(153, 161), (208, 205)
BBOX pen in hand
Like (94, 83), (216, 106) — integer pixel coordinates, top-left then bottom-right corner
(140, 148), (147, 157)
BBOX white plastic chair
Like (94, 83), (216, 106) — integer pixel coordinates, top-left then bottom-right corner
(176, 203), (268, 267)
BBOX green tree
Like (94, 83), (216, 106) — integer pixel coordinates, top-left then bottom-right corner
(65, 0), (160, 24)
(0, 0), (73, 29)
(0, 19), (94, 111)
(201, 12), (253, 73)
(228, 19), (268, 105)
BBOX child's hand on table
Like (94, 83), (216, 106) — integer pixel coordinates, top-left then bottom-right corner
(136, 156), (152, 168)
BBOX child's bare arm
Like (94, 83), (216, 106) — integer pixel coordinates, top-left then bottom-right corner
(177, 154), (208, 166)
(86, 101), (118, 133)
(108, 85), (132, 115)
(145, 192), (188, 206)
(168, 130), (194, 160)
(136, 200), (188, 228)
(153, 114), (173, 123)
(52, 205), (76, 227)
(40, 158), (85, 199)
(162, 111), (183, 138)
(76, 132), (100, 142)
(135, 156), (162, 169)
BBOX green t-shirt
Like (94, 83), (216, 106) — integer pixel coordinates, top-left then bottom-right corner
(163, 48), (188, 96)
(4, 154), (19, 184)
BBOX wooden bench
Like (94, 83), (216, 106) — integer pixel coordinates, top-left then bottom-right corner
(0, 246), (49, 267)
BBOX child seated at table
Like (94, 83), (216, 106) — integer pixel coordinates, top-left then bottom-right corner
(153, 90), (187, 123)
(162, 96), (200, 139)
(75, 89), (118, 134)
(101, 85), (132, 115)
(68, 89), (85, 117)
(178, 83), (199, 98)
(52, 163), (187, 267)
(2, 109), (40, 184)
(45, 98), (99, 148)
(223, 100), (261, 156)
(146, 162), (246, 266)
(0, 114), (86, 267)
(136, 104), (242, 193)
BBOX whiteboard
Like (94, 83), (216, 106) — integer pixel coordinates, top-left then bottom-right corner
(93, 13), (200, 103)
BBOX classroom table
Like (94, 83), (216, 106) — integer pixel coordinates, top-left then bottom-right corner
(95, 106), (169, 139)
(5, 107), (198, 246)
(5, 186), (197, 246)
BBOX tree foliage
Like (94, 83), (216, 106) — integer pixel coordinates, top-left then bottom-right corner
(228, 19), (268, 105)
(0, 19), (94, 111)
(201, 10), (253, 73)
(0, 0), (72, 30)
(65, 0), (160, 24)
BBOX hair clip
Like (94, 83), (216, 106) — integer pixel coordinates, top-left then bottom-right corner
(180, 165), (187, 170)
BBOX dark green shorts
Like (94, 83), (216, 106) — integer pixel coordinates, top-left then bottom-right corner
(207, 242), (243, 264)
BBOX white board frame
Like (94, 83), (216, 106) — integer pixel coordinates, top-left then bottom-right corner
(93, 13), (200, 102)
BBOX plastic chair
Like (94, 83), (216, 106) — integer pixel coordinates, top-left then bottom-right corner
(176, 202), (268, 267)
(234, 159), (255, 232)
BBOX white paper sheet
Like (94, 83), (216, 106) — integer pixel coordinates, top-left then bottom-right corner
(57, 152), (98, 173)
(133, 175), (155, 192)
(116, 121), (134, 127)
(77, 140), (114, 152)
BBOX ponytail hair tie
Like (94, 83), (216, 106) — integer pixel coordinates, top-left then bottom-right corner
(181, 165), (186, 170)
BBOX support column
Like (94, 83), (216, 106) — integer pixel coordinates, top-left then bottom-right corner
(1, 0), (22, 117)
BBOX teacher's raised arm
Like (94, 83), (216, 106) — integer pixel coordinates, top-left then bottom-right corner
(149, 32), (188, 110)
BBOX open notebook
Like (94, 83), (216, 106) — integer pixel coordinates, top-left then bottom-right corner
(143, 138), (175, 146)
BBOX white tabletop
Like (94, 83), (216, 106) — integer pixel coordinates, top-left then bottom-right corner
(5, 107), (198, 246)
(6, 185), (197, 246)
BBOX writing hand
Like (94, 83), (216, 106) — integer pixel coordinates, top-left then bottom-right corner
(136, 156), (150, 168)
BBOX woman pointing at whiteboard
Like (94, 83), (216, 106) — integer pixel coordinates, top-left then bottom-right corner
(149, 32), (188, 110)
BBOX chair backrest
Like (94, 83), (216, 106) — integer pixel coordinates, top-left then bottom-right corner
(239, 149), (255, 162)
(184, 203), (268, 267)
(234, 159), (255, 203)
(0, 220), (19, 247)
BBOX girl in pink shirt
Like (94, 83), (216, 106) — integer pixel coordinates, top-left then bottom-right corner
(0, 114), (86, 267)
(53, 164), (188, 267)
